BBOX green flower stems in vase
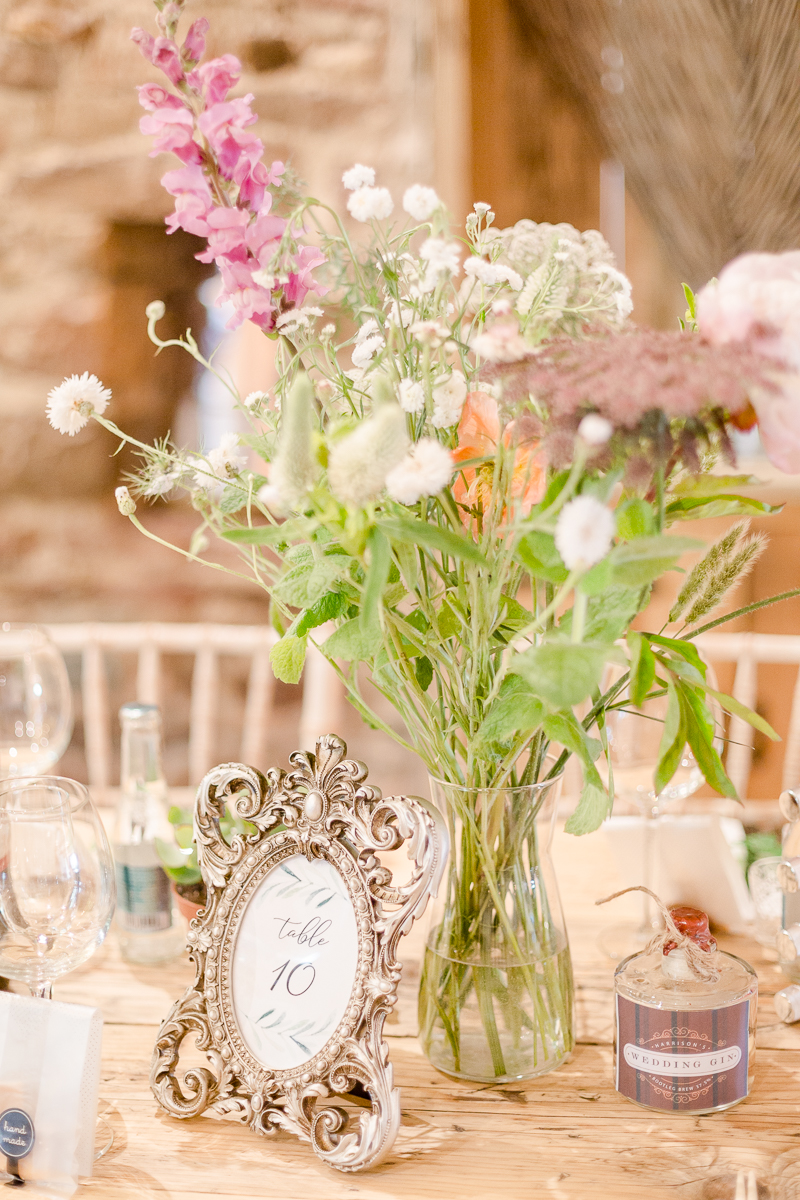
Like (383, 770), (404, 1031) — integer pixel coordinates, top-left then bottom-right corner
(420, 775), (573, 1083)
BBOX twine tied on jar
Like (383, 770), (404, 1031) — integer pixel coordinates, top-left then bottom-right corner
(596, 885), (721, 982)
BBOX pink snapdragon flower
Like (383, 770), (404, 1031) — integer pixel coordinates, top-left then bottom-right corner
(194, 54), (241, 104)
(697, 251), (800, 473)
(182, 18), (208, 65)
(132, 10), (326, 331)
(140, 105), (201, 163)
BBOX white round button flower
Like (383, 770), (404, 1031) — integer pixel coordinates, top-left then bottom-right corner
(386, 439), (454, 505)
(402, 185), (441, 222)
(578, 413), (613, 446)
(347, 186), (394, 222)
(397, 378), (425, 414)
(431, 370), (467, 428)
(555, 495), (615, 570)
(46, 372), (111, 436)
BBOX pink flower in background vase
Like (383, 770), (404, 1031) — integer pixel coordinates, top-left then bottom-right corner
(284, 245), (329, 307)
(196, 207), (251, 264)
(162, 163), (214, 236)
(152, 37), (185, 84)
(198, 99), (260, 177)
(137, 83), (183, 112)
(698, 251), (800, 473)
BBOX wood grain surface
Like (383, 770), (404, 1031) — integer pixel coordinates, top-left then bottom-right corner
(57, 819), (800, 1200)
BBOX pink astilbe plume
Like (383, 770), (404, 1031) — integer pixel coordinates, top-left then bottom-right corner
(130, 4), (325, 331)
(485, 326), (784, 475)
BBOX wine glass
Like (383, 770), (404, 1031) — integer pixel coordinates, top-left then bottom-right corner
(0, 625), (73, 777)
(0, 777), (115, 998)
(598, 686), (704, 959)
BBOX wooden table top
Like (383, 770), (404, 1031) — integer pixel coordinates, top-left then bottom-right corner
(55, 816), (800, 1200)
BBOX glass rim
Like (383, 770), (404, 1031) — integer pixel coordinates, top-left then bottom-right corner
(0, 775), (92, 815)
(428, 758), (564, 794)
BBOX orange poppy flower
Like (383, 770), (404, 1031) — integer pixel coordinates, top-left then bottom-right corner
(452, 391), (546, 534)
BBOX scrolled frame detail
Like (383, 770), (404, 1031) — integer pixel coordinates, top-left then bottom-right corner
(150, 734), (447, 1172)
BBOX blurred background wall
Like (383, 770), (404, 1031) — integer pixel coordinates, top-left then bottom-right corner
(1, 0), (799, 796)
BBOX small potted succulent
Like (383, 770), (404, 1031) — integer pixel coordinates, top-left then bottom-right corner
(155, 807), (206, 922)
(156, 806), (255, 922)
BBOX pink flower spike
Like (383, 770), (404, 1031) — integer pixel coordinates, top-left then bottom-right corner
(161, 162), (213, 200)
(165, 191), (213, 237)
(283, 244), (328, 307)
(196, 54), (241, 104)
(130, 27), (156, 63)
(137, 82), (185, 112)
(266, 161), (285, 187)
(246, 209), (286, 261)
(140, 106), (202, 164)
(152, 36), (185, 85)
(195, 207), (251, 264)
(217, 260), (275, 330)
(182, 18), (209, 65)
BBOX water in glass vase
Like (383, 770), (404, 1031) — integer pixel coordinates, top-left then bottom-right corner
(420, 939), (573, 1082)
(419, 772), (574, 1084)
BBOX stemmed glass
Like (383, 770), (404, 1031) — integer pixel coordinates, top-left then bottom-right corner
(0, 625), (73, 777)
(0, 777), (115, 998)
(598, 688), (704, 960)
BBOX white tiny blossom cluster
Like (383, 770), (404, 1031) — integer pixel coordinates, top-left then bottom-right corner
(402, 184), (441, 222)
(328, 405), (408, 507)
(385, 438), (454, 505)
(243, 391), (268, 410)
(342, 164), (375, 191)
(419, 238), (461, 292)
(143, 464), (183, 497)
(397, 378), (425, 414)
(46, 372), (111, 436)
(431, 370), (467, 428)
(347, 186), (394, 223)
(351, 318), (385, 369)
(555, 495), (615, 570)
(275, 306), (324, 336)
(464, 257), (523, 291)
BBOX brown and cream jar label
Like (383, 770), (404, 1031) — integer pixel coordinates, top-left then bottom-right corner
(615, 995), (749, 1111)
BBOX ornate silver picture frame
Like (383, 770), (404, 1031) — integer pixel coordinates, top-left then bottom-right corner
(150, 735), (446, 1172)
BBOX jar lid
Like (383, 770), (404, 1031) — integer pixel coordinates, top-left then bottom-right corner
(662, 905), (716, 955)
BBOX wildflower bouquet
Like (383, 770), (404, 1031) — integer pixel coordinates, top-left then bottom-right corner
(48, 0), (800, 1083)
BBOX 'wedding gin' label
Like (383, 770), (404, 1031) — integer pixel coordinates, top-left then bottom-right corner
(0, 1109), (35, 1159)
(615, 995), (750, 1111)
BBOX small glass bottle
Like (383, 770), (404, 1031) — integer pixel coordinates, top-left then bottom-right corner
(614, 906), (757, 1114)
(113, 703), (184, 965)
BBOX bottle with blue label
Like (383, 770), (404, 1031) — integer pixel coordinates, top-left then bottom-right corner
(613, 906), (757, 1113)
(113, 703), (184, 964)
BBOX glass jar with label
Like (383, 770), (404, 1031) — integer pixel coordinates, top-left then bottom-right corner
(113, 703), (184, 964)
(614, 906), (757, 1114)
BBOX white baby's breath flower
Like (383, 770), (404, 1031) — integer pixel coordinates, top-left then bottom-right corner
(555, 495), (615, 570)
(408, 318), (449, 347)
(403, 184), (441, 222)
(321, 323), (336, 340)
(46, 372), (111, 436)
(252, 268), (275, 290)
(356, 318), (380, 342)
(431, 370), (467, 428)
(347, 186), (394, 222)
(386, 300), (414, 328)
(385, 438), (454, 505)
(419, 237), (461, 291)
(115, 485), (136, 516)
(206, 432), (247, 482)
(464, 258), (524, 291)
(398, 378), (425, 414)
(578, 413), (613, 446)
(473, 202), (492, 215)
(342, 163), (376, 191)
(328, 405), (409, 508)
(352, 334), (384, 368)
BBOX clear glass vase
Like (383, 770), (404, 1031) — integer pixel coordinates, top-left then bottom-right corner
(419, 774), (574, 1083)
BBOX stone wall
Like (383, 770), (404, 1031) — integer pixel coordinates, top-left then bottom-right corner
(0, 0), (436, 625)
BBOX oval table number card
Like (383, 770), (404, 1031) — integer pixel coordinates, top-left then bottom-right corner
(151, 735), (447, 1172)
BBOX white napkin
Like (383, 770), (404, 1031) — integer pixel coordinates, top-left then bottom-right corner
(0, 991), (103, 1196)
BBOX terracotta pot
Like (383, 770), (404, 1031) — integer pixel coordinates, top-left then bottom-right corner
(171, 884), (204, 924)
